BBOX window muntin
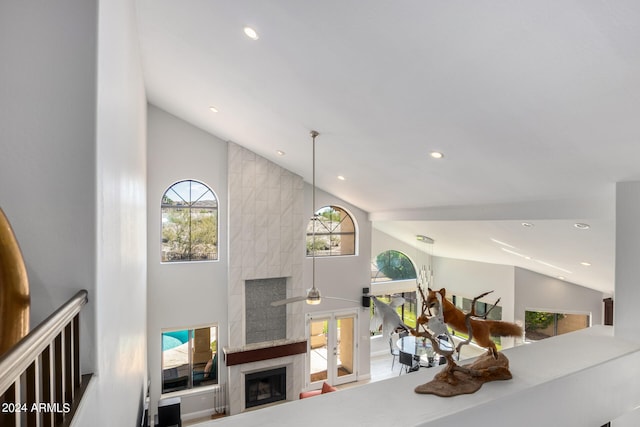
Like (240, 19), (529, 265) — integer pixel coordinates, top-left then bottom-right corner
(306, 205), (356, 256)
(161, 325), (218, 394)
(161, 180), (218, 262)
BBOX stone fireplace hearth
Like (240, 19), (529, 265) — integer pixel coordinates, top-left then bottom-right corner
(225, 143), (307, 415)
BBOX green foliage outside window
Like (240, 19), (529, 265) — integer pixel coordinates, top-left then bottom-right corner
(375, 250), (416, 281)
(306, 205), (356, 256)
(525, 311), (564, 332)
(162, 180), (218, 262)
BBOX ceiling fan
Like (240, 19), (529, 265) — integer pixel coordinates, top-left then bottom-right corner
(271, 131), (358, 307)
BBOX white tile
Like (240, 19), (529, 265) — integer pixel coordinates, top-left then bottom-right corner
(242, 246), (256, 268)
(241, 147), (255, 161)
(242, 267), (255, 280)
(267, 265), (282, 278)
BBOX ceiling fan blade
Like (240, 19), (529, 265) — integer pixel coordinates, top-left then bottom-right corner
(323, 296), (359, 304)
(270, 296), (308, 306)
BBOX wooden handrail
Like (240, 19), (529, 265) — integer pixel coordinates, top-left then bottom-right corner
(0, 290), (88, 395)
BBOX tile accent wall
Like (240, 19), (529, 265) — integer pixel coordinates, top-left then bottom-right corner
(245, 278), (287, 344)
(227, 142), (306, 413)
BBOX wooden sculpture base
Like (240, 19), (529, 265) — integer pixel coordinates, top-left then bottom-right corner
(414, 352), (512, 397)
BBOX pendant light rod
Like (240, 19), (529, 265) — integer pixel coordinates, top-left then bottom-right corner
(310, 130), (319, 293)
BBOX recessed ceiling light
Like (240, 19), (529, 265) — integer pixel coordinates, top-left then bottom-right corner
(337, 175), (346, 181)
(209, 106), (219, 113)
(430, 151), (444, 159)
(558, 276), (565, 280)
(521, 222), (534, 228)
(244, 26), (259, 40)
(276, 150), (285, 156)
(574, 223), (590, 230)
(581, 262), (592, 266)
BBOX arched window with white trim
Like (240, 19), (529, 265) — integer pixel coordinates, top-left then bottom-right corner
(370, 250), (418, 333)
(161, 179), (218, 262)
(306, 205), (356, 257)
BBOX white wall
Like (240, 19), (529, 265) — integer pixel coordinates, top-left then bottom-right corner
(432, 257), (516, 322)
(611, 181), (640, 426)
(432, 257), (516, 349)
(0, 0), (98, 372)
(514, 267), (604, 327)
(146, 105), (229, 420)
(304, 186), (372, 379)
(1, 1), (149, 426)
(74, 0), (149, 426)
(615, 181), (640, 341)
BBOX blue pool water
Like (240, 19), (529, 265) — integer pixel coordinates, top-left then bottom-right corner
(162, 330), (189, 351)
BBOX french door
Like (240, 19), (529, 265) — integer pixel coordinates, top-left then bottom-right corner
(307, 311), (358, 387)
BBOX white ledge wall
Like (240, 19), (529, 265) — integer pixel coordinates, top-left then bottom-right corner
(200, 326), (640, 427)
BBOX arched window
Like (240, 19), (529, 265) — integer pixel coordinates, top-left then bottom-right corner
(161, 180), (218, 262)
(370, 250), (418, 332)
(306, 205), (356, 256)
(371, 250), (417, 282)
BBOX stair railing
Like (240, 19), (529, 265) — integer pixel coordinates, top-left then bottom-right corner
(0, 290), (88, 427)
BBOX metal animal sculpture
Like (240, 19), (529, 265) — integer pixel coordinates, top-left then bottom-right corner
(370, 296), (410, 339)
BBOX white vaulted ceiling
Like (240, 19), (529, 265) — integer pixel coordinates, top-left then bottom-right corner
(136, 1), (640, 294)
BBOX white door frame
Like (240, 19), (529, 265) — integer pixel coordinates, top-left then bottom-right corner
(306, 309), (358, 388)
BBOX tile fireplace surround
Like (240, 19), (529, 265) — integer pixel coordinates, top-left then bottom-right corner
(225, 143), (307, 415)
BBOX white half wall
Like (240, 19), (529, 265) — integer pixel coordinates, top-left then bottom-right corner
(197, 326), (640, 427)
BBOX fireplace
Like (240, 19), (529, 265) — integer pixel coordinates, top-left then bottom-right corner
(226, 143), (307, 414)
(245, 367), (286, 409)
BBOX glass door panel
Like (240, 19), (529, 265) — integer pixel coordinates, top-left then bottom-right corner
(309, 318), (329, 384)
(307, 312), (358, 387)
(334, 314), (356, 385)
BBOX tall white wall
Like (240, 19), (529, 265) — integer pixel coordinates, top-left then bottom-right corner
(514, 267), (603, 326)
(146, 106), (229, 420)
(0, 0), (98, 372)
(74, 1), (149, 426)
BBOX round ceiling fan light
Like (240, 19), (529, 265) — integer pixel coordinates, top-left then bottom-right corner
(306, 287), (321, 305)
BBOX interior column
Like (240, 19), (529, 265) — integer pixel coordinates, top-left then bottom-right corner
(614, 181), (640, 341)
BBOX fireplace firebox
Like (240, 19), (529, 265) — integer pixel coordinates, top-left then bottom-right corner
(245, 367), (286, 409)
